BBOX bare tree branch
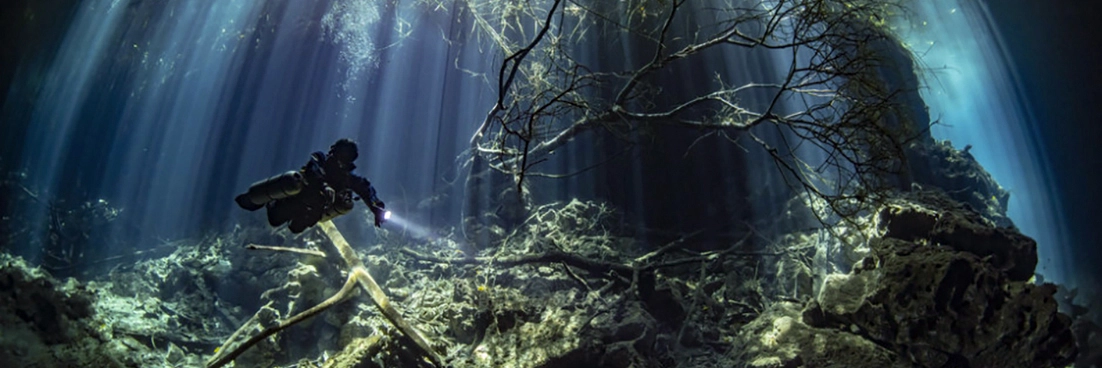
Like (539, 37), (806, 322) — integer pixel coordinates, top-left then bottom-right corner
(458, 0), (927, 241)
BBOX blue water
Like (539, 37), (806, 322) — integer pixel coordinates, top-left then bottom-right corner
(0, 0), (1093, 290)
(7, 0), (493, 245)
(899, 1), (1071, 285)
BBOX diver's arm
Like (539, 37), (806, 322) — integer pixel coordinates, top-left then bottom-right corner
(351, 176), (386, 226)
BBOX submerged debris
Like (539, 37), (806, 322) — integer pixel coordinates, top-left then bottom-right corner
(0, 192), (1087, 367)
(0, 226), (299, 367)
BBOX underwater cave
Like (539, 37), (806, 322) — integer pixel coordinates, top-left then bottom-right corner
(1, 0), (1099, 367)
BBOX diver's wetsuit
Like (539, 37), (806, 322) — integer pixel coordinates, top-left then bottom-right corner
(235, 139), (386, 233)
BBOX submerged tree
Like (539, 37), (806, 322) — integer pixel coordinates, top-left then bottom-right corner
(445, 0), (932, 243)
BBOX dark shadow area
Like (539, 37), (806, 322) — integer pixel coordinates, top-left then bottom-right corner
(0, 0), (82, 172)
(985, 1), (1102, 285)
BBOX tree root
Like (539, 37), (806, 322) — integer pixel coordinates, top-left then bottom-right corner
(321, 333), (384, 368)
(319, 221), (443, 367)
(400, 231), (762, 278)
(206, 221), (442, 367)
(206, 270), (360, 368)
(403, 248), (636, 276)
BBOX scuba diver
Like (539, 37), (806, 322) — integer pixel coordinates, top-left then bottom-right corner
(234, 138), (388, 233)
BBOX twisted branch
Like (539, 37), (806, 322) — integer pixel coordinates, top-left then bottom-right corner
(207, 221), (442, 367)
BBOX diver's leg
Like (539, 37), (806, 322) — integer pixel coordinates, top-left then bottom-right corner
(267, 200), (295, 227)
(288, 218), (307, 233)
(288, 208), (322, 233)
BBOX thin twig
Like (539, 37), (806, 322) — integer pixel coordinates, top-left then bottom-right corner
(245, 244), (326, 258)
(633, 230), (704, 265)
(402, 231), (759, 279)
(16, 183), (41, 203)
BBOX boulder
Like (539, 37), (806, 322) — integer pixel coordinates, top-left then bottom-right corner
(809, 237), (1076, 367)
(877, 190), (1036, 281)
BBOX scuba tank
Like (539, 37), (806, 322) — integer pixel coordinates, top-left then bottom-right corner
(319, 188), (355, 222)
(235, 171), (306, 211)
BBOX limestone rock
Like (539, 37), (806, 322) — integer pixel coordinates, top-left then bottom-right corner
(877, 191), (1036, 281)
(810, 238), (1077, 367)
(906, 141), (1013, 227)
(734, 302), (904, 368)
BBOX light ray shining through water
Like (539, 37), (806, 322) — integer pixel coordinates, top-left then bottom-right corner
(1, 0), (1082, 289)
(896, 0), (1070, 285)
(9, 0), (491, 262)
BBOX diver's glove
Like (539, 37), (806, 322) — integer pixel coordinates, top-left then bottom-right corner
(370, 201), (386, 227)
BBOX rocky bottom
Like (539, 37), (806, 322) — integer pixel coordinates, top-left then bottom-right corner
(0, 194), (1097, 368)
